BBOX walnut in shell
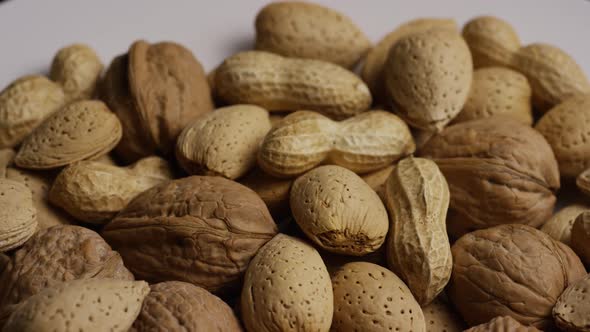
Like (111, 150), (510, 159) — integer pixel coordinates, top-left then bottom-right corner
(465, 316), (540, 332)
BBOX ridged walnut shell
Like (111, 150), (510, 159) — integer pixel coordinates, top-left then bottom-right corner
(102, 176), (278, 294)
(419, 117), (560, 238)
(465, 316), (540, 332)
(449, 224), (587, 329)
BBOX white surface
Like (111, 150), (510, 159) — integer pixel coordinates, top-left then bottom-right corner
(0, 0), (589, 88)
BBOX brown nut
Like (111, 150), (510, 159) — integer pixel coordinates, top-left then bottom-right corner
(176, 104), (271, 179)
(0, 225), (133, 320)
(454, 67), (532, 125)
(102, 41), (214, 163)
(130, 281), (242, 332)
(290, 165), (389, 256)
(0, 179), (37, 252)
(422, 297), (465, 332)
(241, 234), (333, 332)
(255, 2), (371, 68)
(50, 44), (103, 101)
(0, 149), (14, 177)
(541, 204), (590, 245)
(331, 261), (426, 332)
(419, 117), (560, 238)
(240, 167), (293, 218)
(571, 211), (590, 266)
(462, 16), (521, 68)
(0, 76), (66, 149)
(3, 279), (149, 332)
(384, 29), (473, 131)
(535, 94), (590, 178)
(553, 273), (590, 332)
(15, 100), (123, 170)
(102, 176), (278, 293)
(449, 224), (587, 329)
(465, 316), (541, 332)
(360, 164), (395, 200)
(384, 157), (451, 305)
(49, 156), (173, 224)
(577, 167), (590, 197)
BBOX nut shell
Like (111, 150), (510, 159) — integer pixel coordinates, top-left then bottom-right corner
(50, 44), (103, 101)
(102, 176), (278, 293)
(462, 16), (521, 68)
(422, 297), (465, 332)
(0, 179), (37, 252)
(571, 211), (590, 266)
(553, 273), (590, 332)
(465, 316), (540, 332)
(240, 167), (293, 218)
(577, 167), (590, 197)
(541, 204), (590, 245)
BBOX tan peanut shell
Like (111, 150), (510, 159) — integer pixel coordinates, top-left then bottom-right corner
(553, 273), (590, 332)
(3, 279), (149, 332)
(384, 29), (473, 131)
(512, 43), (590, 111)
(15, 100), (122, 170)
(258, 110), (414, 177)
(384, 157), (451, 305)
(535, 94), (590, 178)
(577, 167), (590, 197)
(0, 179), (37, 252)
(454, 67), (533, 125)
(50, 44), (103, 101)
(240, 167), (293, 218)
(465, 316), (541, 332)
(176, 104), (271, 179)
(0, 76), (66, 148)
(362, 18), (458, 100)
(255, 1), (371, 68)
(462, 16), (521, 68)
(422, 297), (465, 332)
(290, 165), (389, 255)
(49, 156), (173, 223)
(571, 211), (590, 266)
(331, 262), (426, 332)
(241, 234), (333, 332)
(541, 204), (590, 245)
(215, 51), (371, 120)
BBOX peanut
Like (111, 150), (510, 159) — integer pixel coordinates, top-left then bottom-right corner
(462, 16), (520, 68)
(50, 44), (103, 101)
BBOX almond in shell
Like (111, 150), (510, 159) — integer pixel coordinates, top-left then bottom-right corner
(462, 16), (521, 68)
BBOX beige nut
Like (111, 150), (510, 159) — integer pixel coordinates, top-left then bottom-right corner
(0, 149), (15, 177)
(215, 51), (371, 120)
(541, 204), (590, 245)
(465, 316), (541, 332)
(3, 279), (149, 332)
(241, 234), (333, 332)
(331, 261), (426, 332)
(290, 165), (389, 256)
(0, 179), (37, 252)
(454, 67), (533, 125)
(176, 105), (271, 179)
(49, 156), (173, 224)
(512, 43), (590, 112)
(240, 167), (293, 218)
(0, 76), (66, 149)
(360, 164), (395, 200)
(553, 273), (590, 332)
(258, 110), (415, 178)
(535, 94), (590, 178)
(384, 29), (473, 131)
(422, 297), (465, 332)
(462, 16), (521, 68)
(384, 157), (451, 305)
(255, 1), (371, 68)
(571, 211), (590, 266)
(15, 100), (122, 170)
(50, 44), (103, 101)
(362, 18), (458, 101)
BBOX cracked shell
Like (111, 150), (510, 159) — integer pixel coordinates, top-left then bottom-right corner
(465, 316), (540, 332)
(50, 44), (103, 101)
(541, 204), (590, 245)
(241, 234), (333, 332)
(102, 176), (278, 293)
(290, 165), (389, 255)
(0, 76), (66, 149)
(3, 278), (149, 332)
(553, 273), (590, 332)
(15, 100), (122, 170)
(130, 281), (242, 332)
(462, 16), (521, 68)
(449, 224), (587, 329)
(0, 179), (37, 252)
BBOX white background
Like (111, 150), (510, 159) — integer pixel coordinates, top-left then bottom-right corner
(0, 0), (589, 89)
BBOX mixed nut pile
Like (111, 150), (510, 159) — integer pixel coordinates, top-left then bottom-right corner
(1, 1), (590, 331)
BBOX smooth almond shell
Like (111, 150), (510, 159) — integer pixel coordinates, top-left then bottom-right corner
(3, 279), (149, 332)
(50, 44), (103, 101)
(422, 297), (465, 332)
(0, 179), (37, 252)
(176, 104), (271, 179)
(553, 273), (590, 332)
(541, 204), (590, 245)
(384, 29), (473, 131)
(331, 262), (426, 332)
(241, 234), (333, 332)
(465, 316), (541, 332)
(454, 67), (532, 125)
(255, 1), (371, 68)
(0, 76), (66, 149)
(571, 211), (590, 266)
(215, 51), (371, 120)
(15, 100), (122, 170)
(462, 16), (521, 68)
(535, 94), (590, 178)
(512, 43), (590, 111)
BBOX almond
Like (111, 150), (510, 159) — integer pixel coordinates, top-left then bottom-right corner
(50, 44), (103, 101)
(255, 1), (371, 68)
(462, 16), (520, 68)
(553, 273), (590, 332)
(541, 204), (590, 245)
(0, 179), (36, 252)
(384, 29), (473, 131)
